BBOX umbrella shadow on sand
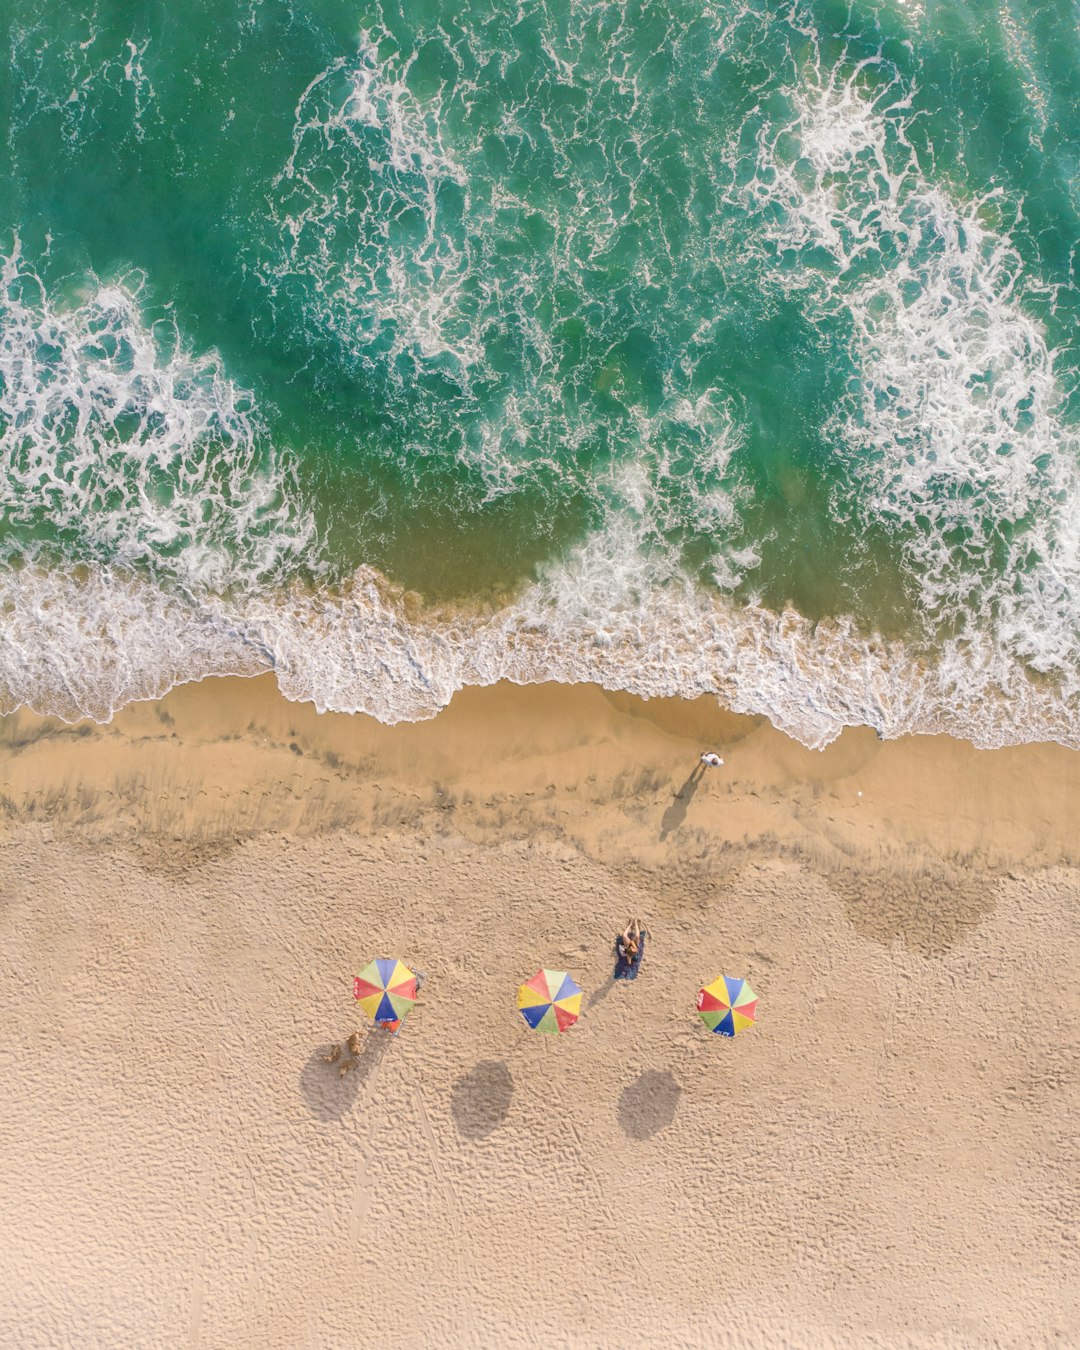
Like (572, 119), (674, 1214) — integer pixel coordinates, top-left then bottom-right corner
(618, 1070), (682, 1141)
(451, 1060), (514, 1139)
(659, 764), (706, 841)
(299, 1033), (392, 1122)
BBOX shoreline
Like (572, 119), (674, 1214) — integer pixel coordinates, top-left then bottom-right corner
(4, 672), (1080, 878)
(6, 559), (1080, 754)
(2, 676), (1078, 1346)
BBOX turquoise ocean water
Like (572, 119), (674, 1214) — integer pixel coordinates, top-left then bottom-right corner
(2, 0), (1080, 746)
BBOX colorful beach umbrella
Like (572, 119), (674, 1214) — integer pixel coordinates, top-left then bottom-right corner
(697, 975), (757, 1037)
(517, 969), (582, 1035)
(353, 958), (418, 1028)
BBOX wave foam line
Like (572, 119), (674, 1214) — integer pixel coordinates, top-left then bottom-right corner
(3, 545), (1078, 751)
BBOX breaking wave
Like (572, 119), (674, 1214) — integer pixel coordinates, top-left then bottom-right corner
(724, 42), (1080, 696)
(4, 2), (1080, 751)
(3, 527), (1080, 751)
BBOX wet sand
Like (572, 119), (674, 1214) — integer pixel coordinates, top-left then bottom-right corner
(1, 676), (1078, 1347)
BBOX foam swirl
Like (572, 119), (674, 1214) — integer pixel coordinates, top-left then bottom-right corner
(0, 243), (314, 590)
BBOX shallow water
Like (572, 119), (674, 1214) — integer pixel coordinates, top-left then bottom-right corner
(2, 0), (1080, 746)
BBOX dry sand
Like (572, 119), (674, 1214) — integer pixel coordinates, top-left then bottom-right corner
(0, 676), (1078, 1348)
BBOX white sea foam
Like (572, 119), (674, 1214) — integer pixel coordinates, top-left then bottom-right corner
(0, 243), (314, 590)
(0, 283), (1074, 749)
(3, 533), (1079, 749)
(228, 504), (1080, 748)
(998, 2), (1049, 146)
(726, 45), (1080, 699)
(0, 563), (263, 723)
(9, 16), (159, 144)
(267, 37), (475, 377)
(259, 11), (756, 516)
(6, 16), (1080, 750)
(0, 233), (1070, 743)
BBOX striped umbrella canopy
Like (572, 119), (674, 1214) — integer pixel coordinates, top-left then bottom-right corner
(517, 969), (582, 1035)
(353, 959), (418, 1027)
(697, 975), (757, 1037)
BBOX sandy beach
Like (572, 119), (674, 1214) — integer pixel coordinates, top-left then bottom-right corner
(1, 677), (1078, 1348)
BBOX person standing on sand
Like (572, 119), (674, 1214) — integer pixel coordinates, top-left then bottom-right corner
(660, 754), (723, 840)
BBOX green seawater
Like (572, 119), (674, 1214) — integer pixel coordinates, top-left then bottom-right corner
(2, 0), (1080, 742)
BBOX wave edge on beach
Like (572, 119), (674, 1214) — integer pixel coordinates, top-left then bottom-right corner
(3, 557), (1079, 753)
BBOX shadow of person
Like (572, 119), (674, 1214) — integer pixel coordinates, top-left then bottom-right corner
(660, 764), (705, 840)
(617, 1069), (682, 1140)
(451, 1060), (514, 1139)
(588, 974), (617, 1010)
(298, 1033), (391, 1122)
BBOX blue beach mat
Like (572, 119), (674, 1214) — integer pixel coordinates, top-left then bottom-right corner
(614, 932), (646, 981)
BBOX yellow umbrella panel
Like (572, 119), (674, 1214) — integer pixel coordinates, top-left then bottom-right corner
(696, 975), (757, 1037)
(517, 969), (582, 1034)
(354, 959), (418, 1027)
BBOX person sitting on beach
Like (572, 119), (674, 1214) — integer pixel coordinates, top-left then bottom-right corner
(615, 918), (647, 981)
(375, 969), (426, 1035)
